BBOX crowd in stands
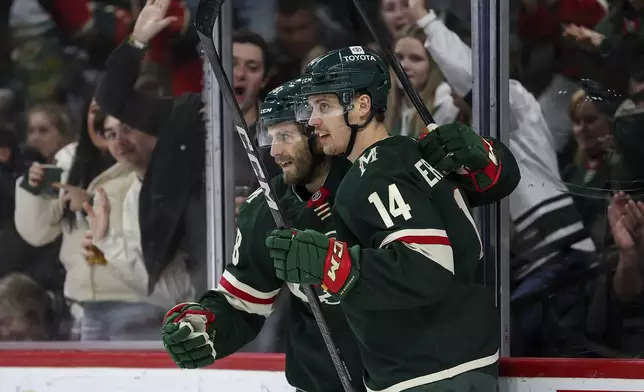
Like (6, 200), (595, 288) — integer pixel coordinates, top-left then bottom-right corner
(0, 0), (643, 360)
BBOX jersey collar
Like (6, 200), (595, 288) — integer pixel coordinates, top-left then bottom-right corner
(291, 156), (352, 203)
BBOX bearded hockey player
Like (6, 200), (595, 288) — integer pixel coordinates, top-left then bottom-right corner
(161, 78), (366, 392)
(265, 47), (513, 392)
(162, 75), (518, 391)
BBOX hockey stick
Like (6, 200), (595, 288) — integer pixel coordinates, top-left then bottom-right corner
(194, 1), (355, 391)
(350, 0), (438, 132)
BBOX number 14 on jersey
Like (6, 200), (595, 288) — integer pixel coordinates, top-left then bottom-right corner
(367, 159), (482, 257)
(367, 159), (441, 229)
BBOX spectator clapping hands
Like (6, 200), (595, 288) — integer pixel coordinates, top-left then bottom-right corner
(609, 192), (644, 302)
(608, 192), (644, 255)
(82, 188), (110, 244)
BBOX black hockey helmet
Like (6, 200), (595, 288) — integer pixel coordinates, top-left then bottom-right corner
(296, 46), (390, 157)
(258, 78), (317, 152)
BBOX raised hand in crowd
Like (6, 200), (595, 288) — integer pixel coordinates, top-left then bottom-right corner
(131, 0), (179, 44)
(54, 183), (90, 212)
(408, 0), (429, 20)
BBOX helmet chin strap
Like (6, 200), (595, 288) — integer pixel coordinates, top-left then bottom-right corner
(341, 111), (375, 158)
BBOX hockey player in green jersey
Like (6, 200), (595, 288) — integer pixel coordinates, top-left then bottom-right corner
(161, 78), (365, 392)
(266, 47), (514, 392)
(161, 75), (518, 391)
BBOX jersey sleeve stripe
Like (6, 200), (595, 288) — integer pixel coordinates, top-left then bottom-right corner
(379, 229), (451, 248)
(379, 229), (455, 274)
(215, 285), (275, 316)
(397, 235), (451, 246)
(219, 271), (280, 302)
(402, 243), (455, 274)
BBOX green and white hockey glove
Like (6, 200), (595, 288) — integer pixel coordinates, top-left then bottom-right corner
(161, 302), (216, 369)
(265, 229), (361, 298)
(418, 122), (501, 192)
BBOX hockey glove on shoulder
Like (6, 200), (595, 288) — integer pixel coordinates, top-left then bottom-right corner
(161, 302), (216, 369)
(265, 229), (360, 298)
(418, 122), (501, 192)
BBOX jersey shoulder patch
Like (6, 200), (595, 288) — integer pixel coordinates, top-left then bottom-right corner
(351, 136), (421, 179)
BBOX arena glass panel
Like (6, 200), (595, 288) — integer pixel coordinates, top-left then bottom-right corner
(503, 0), (644, 362)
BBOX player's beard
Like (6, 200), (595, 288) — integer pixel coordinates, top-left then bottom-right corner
(281, 142), (325, 186)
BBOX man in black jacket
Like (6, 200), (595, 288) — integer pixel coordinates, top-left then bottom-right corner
(94, 0), (278, 299)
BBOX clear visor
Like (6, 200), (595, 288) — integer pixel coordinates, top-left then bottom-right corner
(295, 90), (355, 123)
(257, 118), (311, 148)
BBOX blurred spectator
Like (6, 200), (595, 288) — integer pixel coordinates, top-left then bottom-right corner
(7, 0), (134, 109)
(610, 64), (644, 198)
(380, 0), (414, 37)
(410, 1), (597, 356)
(0, 123), (64, 305)
(14, 101), (133, 341)
(386, 23), (458, 137)
(60, 98), (115, 213)
(518, 0), (607, 150)
(232, 29), (280, 188)
(80, 115), (193, 340)
(96, 0), (288, 350)
(0, 223), (64, 313)
(45, 0), (133, 52)
(95, 5), (208, 299)
(0, 273), (55, 341)
(0, 125), (41, 226)
(269, 0), (354, 90)
(9, 0), (66, 107)
(95, 1), (281, 298)
(561, 88), (617, 246)
(562, 0), (644, 92)
(143, 0), (202, 96)
(583, 0), (643, 56)
(25, 104), (74, 163)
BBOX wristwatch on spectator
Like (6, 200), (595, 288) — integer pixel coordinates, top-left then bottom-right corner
(127, 36), (148, 50)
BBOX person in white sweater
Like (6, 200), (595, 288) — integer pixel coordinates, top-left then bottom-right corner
(14, 101), (136, 341)
(82, 115), (195, 336)
(407, 0), (597, 355)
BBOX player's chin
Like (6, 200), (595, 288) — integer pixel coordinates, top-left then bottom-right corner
(322, 144), (340, 156)
(282, 166), (302, 185)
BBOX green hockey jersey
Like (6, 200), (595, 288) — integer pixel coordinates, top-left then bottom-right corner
(199, 156), (366, 392)
(333, 136), (500, 392)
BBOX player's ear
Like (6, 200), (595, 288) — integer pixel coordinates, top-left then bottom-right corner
(356, 94), (372, 120)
